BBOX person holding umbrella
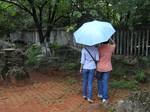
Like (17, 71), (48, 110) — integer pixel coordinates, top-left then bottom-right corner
(80, 45), (99, 103)
(73, 20), (116, 103)
(96, 39), (116, 103)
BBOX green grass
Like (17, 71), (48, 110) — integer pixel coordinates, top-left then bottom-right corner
(110, 80), (138, 90)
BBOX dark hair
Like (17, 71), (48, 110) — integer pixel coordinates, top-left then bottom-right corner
(102, 40), (109, 44)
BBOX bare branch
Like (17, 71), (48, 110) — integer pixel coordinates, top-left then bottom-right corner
(27, 0), (39, 24)
(41, 0), (48, 9)
(54, 15), (70, 24)
(37, 0), (48, 27)
(44, 1), (59, 38)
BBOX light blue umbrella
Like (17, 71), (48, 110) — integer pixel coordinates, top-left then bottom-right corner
(73, 20), (116, 46)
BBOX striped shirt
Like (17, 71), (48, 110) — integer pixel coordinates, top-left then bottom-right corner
(80, 46), (99, 69)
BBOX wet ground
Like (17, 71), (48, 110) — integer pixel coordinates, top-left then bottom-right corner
(0, 69), (130, 112)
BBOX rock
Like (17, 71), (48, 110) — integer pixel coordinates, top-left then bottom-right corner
(114, 91), (150, 112)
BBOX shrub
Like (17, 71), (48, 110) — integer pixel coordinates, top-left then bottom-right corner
(65, 63), (79, 70)
(25, 44), (42, 65)
(135, 69), (146, 83)
(49, 42), (61, 50)
(138, 57), (150, 69)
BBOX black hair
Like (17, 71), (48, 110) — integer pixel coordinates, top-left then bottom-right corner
(102, 40), (109, 44)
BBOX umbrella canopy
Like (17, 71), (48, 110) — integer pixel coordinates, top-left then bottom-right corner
(73, 20), (116, 46)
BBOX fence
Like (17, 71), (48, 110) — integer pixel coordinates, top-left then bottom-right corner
(112, 28), (150, 56)
(71, 28), (150, 56)
(6, 28), (150, 56)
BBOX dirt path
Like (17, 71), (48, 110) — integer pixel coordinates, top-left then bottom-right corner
(0, 70), (130, 112)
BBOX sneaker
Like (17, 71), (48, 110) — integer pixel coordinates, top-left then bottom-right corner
(87, 99), (94, 103)
(98, 94), (102, 98)
(102, 99), (108, 103)
(83, 96), (87, 100)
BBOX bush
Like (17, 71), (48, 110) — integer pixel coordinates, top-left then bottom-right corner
(49, 42), (62, 56)
(138, 57), (150, 69)
(65, 63), (79, 70)
(49, 42), (61, 50)
(111, 61), (134, 78)
(135, 69), (146, 83)
(25, 44), (42, 65)
(6, 67), (28, 81)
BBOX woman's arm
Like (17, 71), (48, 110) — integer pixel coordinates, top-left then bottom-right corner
(109, 38), (116, 53)
(80, 64), (83, 73)
(80, 48), (85, 73)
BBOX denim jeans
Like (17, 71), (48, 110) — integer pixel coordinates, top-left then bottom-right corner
(97, 72), (109, 100)
(82, 69), (95, 99)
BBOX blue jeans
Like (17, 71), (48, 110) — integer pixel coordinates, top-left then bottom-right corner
(97, 72), (109, 100)
(82, 69), (95, 99)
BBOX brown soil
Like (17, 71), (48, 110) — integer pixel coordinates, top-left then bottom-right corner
(0, 69), (147, 112)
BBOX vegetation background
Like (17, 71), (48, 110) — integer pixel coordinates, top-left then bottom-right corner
(0, 0), (149, 90)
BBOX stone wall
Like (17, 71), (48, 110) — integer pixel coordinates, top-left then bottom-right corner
(9, 28), (75, 46)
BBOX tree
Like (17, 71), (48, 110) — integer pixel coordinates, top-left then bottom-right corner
(108, 0), (150, 29)
(0, 2), (27, 38)
(69, 0), (120, 29)
(69, 0), (150, 30)
(70, 0), (100, 27)
(0, 0), (71, 43)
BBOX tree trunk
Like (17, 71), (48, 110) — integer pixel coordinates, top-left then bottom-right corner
(44, 27), (53, 56)
(37, 28), (45, 43)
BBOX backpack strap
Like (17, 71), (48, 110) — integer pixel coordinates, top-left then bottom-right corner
(85, 47), (97, 65)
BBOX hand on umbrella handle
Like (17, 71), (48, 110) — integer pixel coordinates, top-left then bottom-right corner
(109, 38), (115, 44)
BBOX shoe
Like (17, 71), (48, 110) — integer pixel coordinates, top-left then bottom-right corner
(87, 99), (94, 103)
(102, 99), (108, 103)
(98, 94), (102, 98)
(83, 96), (87, 100)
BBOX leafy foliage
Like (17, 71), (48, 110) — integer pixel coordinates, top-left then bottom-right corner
(0, 2), (26, 35)
(49, 42), (61, 50)
(69, 0), (150, 30)
(0, 0), (71, 43)
(108, 0), (150, 29)
(135, 69), (146, 83)
(25, 44), (42, 65)
(0, 0), (149, 39)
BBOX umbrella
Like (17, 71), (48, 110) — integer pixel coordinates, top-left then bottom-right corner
(73, 20), (116, 46)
